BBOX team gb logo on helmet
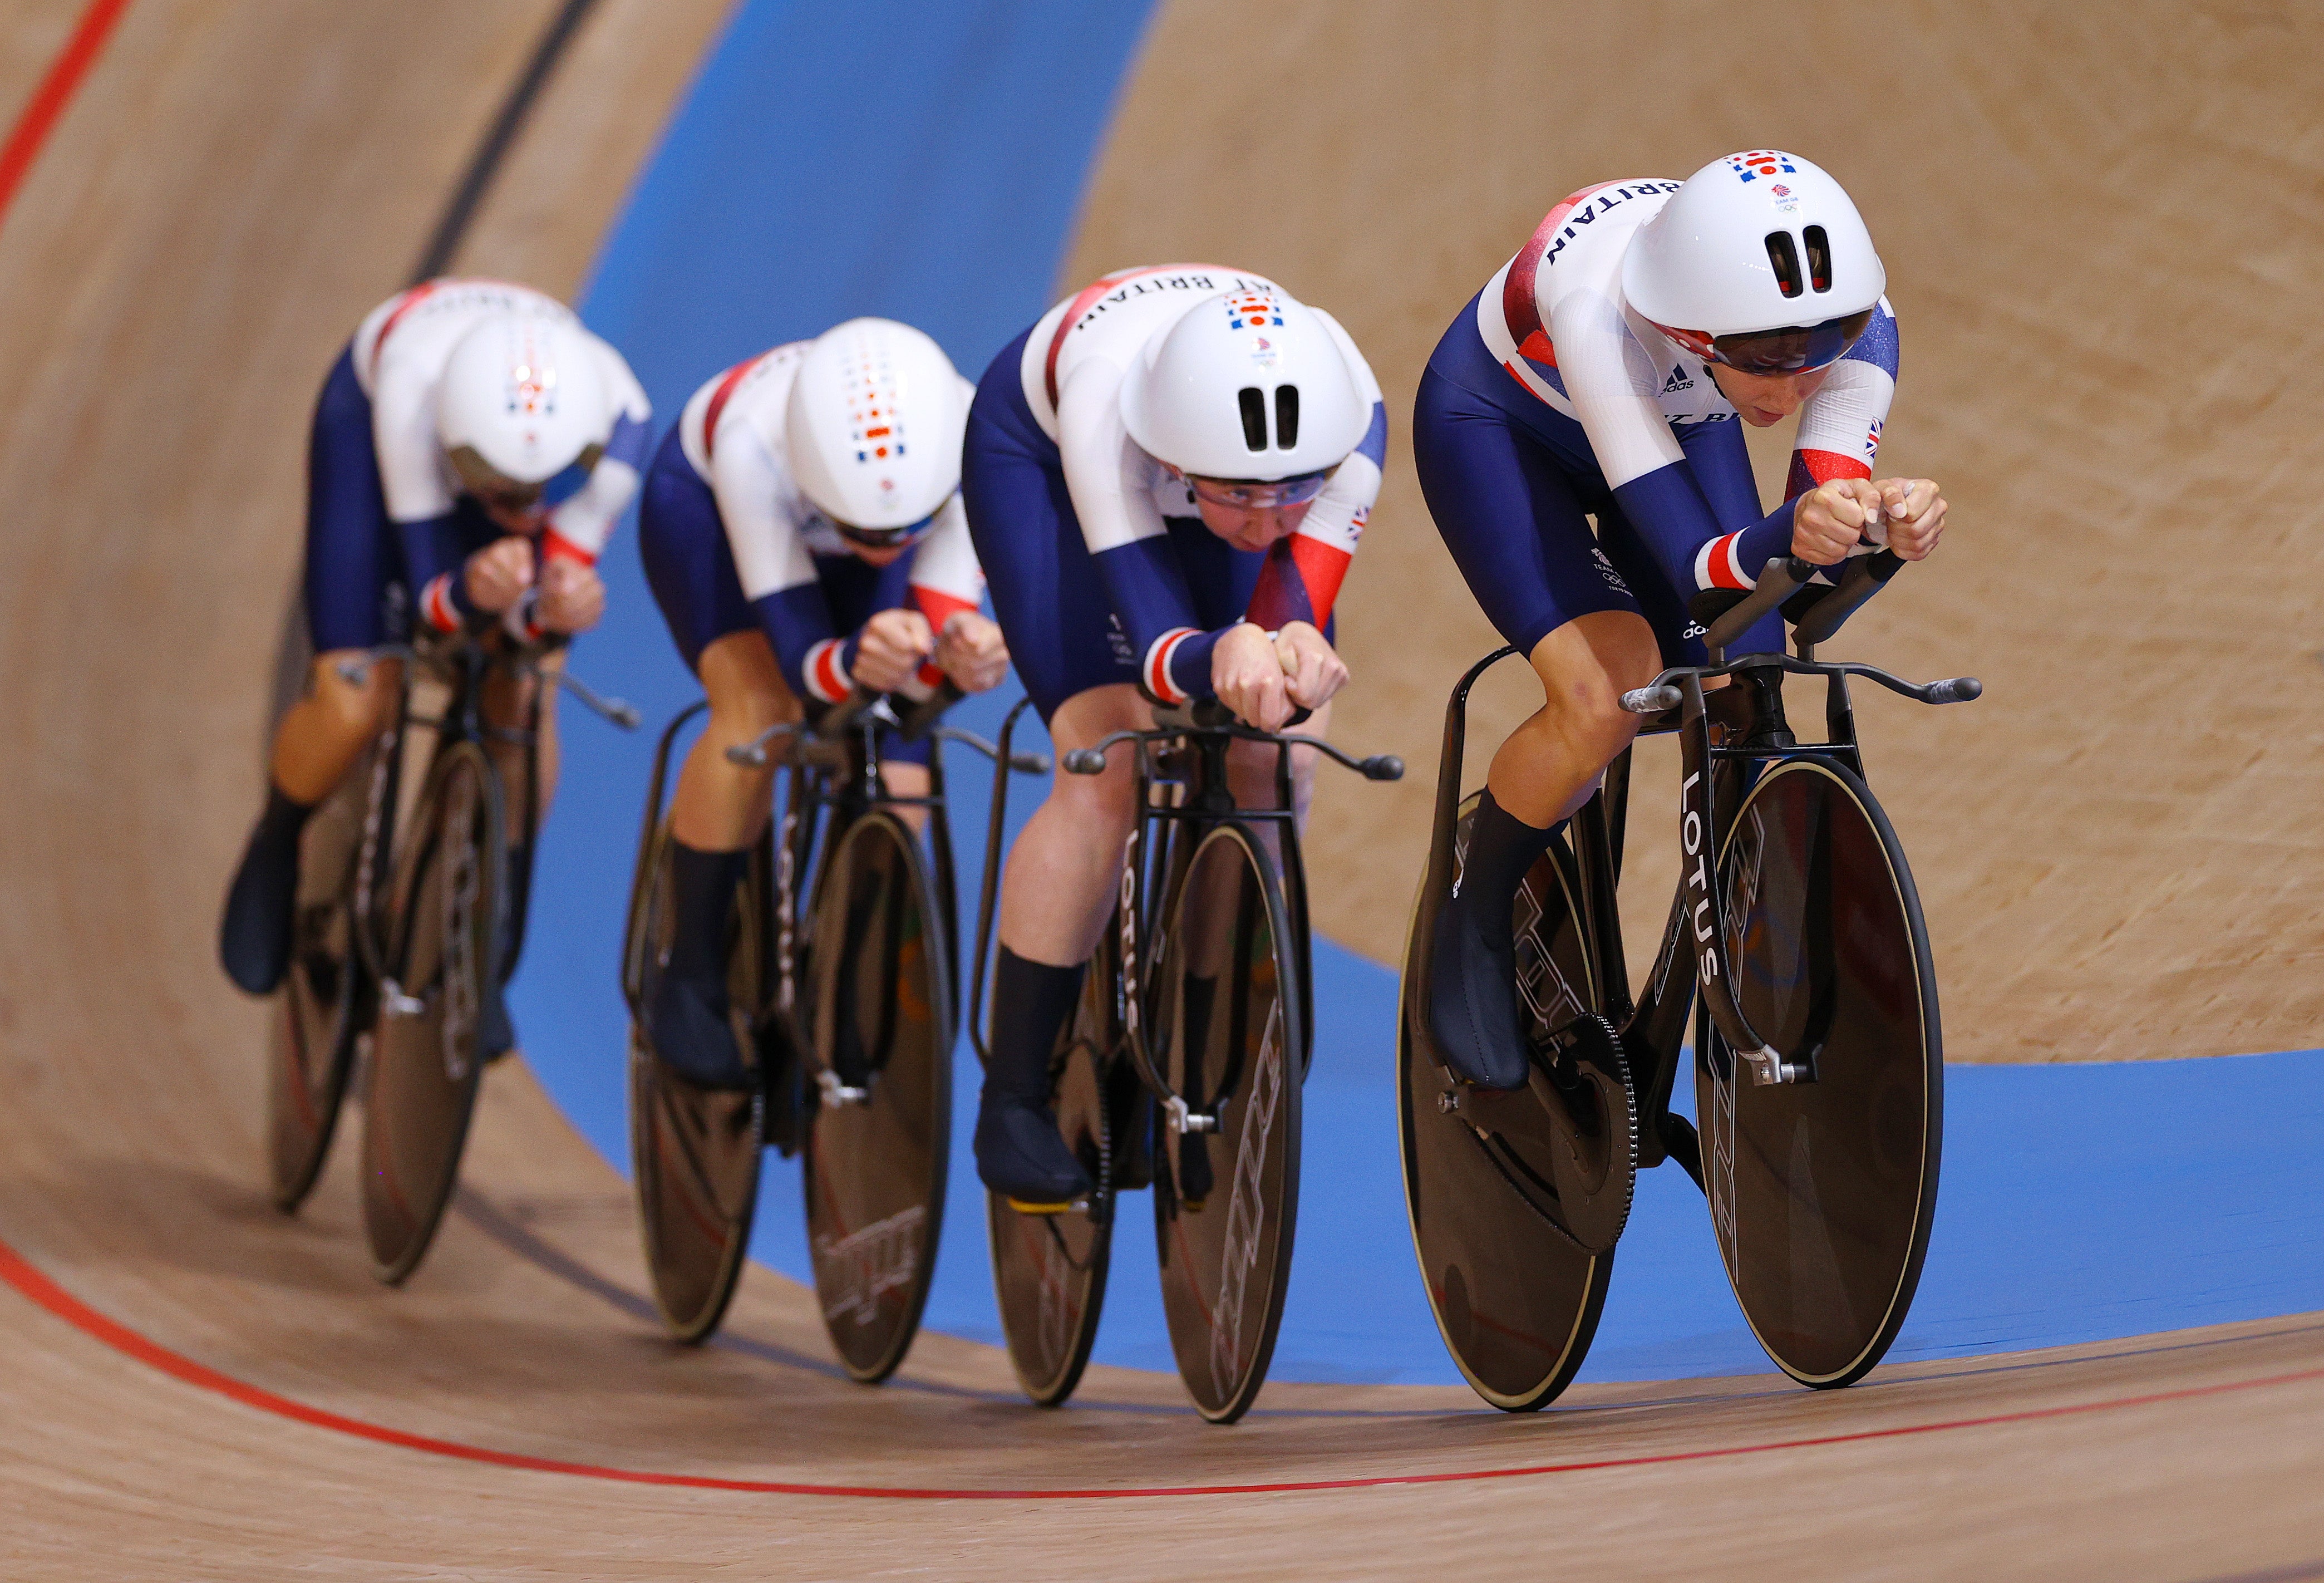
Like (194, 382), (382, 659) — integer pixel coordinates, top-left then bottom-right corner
(1727, 150), (1798, 184)
(1224, 289), (1286, 370)
(505, 325), (558, 455)
(842, 336), (904, 501)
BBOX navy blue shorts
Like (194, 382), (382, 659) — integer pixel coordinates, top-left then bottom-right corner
(1412, 313), (1778, 667)
(303, 346), (498, 652)
(1414, 364), (1719, 670)
(636, 427), (930, 764)
(962, 327), (1280, 723)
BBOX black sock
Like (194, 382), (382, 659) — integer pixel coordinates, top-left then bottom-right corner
(1455, 789), (1558, 937)
(255, 783), (314, 854)
(667, 841), (747, 989)
(987, 947), (1087, 1104)
(499, 842), (530, 974)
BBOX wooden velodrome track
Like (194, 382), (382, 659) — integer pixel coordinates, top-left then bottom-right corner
(1, 2), (2318, 1577)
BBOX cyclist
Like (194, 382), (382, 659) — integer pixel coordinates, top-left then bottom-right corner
(219, 279), (650, 1039)
(961, 266), (1387, 1207)
(638, 317), (1008, 1089)
(1414, 150), (1949, 1089)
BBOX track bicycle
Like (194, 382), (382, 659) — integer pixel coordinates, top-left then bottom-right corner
(264, 625), (637, 1289)
(622, 683), (1046, 1381)
(1400, 551), (1980, 1408)
(973, 697), (1402, 1423)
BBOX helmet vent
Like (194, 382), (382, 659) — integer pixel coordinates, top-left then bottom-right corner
(1274, 385), (1299, 449)
(1803, 225), (1833, 293)
(1764, 231), (1804, 298)
(1237, 386), (1268, 451)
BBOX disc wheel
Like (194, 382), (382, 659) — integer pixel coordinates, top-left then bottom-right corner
(1400, 794), (1614, 1411)
(361, 741), (502, 1286)
(1152, 822), (1303, 1425)
(987, 920), (1129, 1407)
(626, 818), (767, 1343)
(801, 809), (952, 1384)
(1701, 757), (1942, 1388)
(265, 734), (391, 1211)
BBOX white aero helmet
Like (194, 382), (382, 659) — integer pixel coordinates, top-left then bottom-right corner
(437, 310), (614, 505)
(1119, 287), (1370, 500)
(1622, 150), (1885, 375)
(785, 317), (968, 547)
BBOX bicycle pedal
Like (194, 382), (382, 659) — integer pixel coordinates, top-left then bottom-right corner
(1005, 1196), (1085, 1216)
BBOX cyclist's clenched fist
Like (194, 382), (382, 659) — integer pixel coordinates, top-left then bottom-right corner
(1273, 621), (1348, 712)
(464, 536), (535, 613)
(851, 607), (935, 694)
(1213, 622), (1296, 730)
(538, 555), (605, 633)
(934, 611), (1010, 694)
(1875, 478), (1947, 559)
(1792, 477), (1885, 565)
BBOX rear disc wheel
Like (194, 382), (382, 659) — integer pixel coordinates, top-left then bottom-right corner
(265, 738), (386, 1210)
(988, 922), (1126, 1407)
(1400, 795), (1613, 1410)
(627, 819), (767, 1343)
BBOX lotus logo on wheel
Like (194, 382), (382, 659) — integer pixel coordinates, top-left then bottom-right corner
(776, 812), (799, 1014)
(1117, 829), (1141, 1034)
(442, 771), (481, 1083)
(1209, 997), (1284, 1399)
(812, 1205), (925, 1327)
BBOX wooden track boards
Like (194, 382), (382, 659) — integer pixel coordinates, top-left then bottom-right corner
(0, 2), (2317, 1577)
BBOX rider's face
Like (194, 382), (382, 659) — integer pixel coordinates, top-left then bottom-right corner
(1193, 496), (1314, 551)
(852, 542), (910, 567)
(1707, 362), (1833, 427)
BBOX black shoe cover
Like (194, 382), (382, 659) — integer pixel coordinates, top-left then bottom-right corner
(219, 795), (308, 996)
(479, 991), (516, 1064)
(649, 975), (751, 1090)
(1427, 885), (1535, 1089)
(973, 1088), (1090, 1206)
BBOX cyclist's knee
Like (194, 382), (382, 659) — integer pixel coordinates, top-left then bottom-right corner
(1528, 611), (1657, 760)
(700, 632), (796, 736)
(306, 651), (395, 743)
(1044, 747), (1137, 834)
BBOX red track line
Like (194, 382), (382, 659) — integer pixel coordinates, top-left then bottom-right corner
(4, 1233), (2321, 1501)
(0, 0), (135, 233)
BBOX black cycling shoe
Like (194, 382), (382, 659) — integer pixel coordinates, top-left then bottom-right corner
(1427, 885), (1535, 1089)
(219, 790), (311, 996)
(649, 975), (752, 1090)
(973, 1088), (1091, 1210)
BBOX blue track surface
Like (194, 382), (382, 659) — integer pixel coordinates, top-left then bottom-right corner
(513, 0), (2324, 1387)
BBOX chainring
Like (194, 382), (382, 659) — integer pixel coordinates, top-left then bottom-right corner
(1534, 1014), (1637, 1251)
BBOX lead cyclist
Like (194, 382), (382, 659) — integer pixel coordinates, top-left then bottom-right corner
(1414, 151), (1951, 1089)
